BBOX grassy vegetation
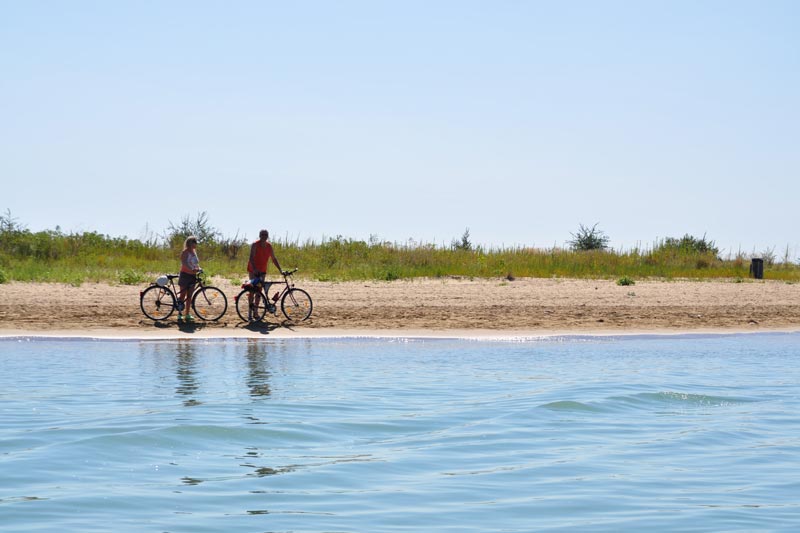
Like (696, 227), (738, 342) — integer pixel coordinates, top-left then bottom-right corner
(1, 211), (799, 285)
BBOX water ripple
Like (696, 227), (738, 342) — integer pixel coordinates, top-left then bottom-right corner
(538, 400), (604, 412)
(2, 335), (799, 532)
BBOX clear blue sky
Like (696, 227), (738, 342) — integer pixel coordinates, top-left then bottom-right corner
(2, 1), (798, 256)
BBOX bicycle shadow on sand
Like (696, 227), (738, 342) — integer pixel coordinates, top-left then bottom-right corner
(236, 321), (283, 335)
(144, 320), (207, 334)
(176, 321), (206, 334)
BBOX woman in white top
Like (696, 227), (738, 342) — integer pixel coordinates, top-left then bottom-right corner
(178, 236), (201, 322)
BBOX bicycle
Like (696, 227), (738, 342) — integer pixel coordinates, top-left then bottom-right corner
(140, 269), (228, 321)
(234, 268), (313, 323)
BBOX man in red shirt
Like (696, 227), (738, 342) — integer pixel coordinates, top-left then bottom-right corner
(246, 229), (283, 320)
(248, 229), (282, 280)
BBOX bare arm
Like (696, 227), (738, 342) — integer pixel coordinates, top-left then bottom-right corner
(248, 243), (257, 272)
(268, 243), (282, 273)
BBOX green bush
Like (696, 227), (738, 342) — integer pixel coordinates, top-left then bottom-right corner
(383, 268), (400, 281)
(0, 268), (7, 284)
(656, 234), (719, 256)
(119, 268), (146, 285)
(617, 276), (635, 286)
(165, 211), (220, 249)
(569, 223), (610, 251)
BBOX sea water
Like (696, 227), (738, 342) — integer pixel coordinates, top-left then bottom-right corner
(1, 333), (799, 532)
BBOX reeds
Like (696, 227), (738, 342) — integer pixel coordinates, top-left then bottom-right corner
(1, 222), (798, 284)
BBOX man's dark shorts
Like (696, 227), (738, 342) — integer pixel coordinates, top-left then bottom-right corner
(178, 271), (197, 289)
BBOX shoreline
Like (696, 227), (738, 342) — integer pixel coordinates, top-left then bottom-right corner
(2, 278), (799, 339)
(3, 326), (799, 342)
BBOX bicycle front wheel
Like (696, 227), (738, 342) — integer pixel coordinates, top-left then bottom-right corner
(235, 289), (267, 322)
(193, 286), (227, 321)
(281, 288), (313, 322)
(140, 285), (176, 321)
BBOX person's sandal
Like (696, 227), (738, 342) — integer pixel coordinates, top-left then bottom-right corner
(185, 314), (195, 322)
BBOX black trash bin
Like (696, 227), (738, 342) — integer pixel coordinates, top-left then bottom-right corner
(750, 258), (764, 279)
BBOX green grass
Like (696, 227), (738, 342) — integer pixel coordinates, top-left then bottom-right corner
(1, 228), (799, 285)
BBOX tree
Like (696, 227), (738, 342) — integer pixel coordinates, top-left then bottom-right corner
(0, 209), (25, 233)
(452, 227), (473, 251)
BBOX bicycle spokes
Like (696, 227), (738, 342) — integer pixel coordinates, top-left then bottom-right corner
(192, 287), (227, 321)
(281, 288), (312, 321)
(140, 286), (177, 321)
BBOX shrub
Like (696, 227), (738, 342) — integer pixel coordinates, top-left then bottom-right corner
(656, 234), (719, 256)
(383, 268), (400, 281)
(119, 268), (146, 285)
(617, 276), (635, 286)
(217, 233), (248, 260)
(569, 223), (610, 251)
(165, 211), (220, 249)
(0, 268), (7, 284)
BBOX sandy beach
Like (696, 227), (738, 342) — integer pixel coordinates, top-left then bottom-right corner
(1, 277), (799, 339)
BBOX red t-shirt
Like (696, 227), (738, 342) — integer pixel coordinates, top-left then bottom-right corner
(248, 241), (274, 274)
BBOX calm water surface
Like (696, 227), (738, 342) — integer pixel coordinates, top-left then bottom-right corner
(2, 334), (800, 532)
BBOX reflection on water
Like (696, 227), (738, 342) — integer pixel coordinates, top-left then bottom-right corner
(238, 447), (296, 478)
(136, 340), (274, 407)
(4, 335), (800, 532)
(175, 342), (201, 406)
(141, 340), (280, 485)
(245, 340), (271, 399)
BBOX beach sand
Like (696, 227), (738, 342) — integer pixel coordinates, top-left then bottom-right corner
(1, 277), (799, 339)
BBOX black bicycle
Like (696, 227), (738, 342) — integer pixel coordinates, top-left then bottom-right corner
(140, 270), (227, 321)
(234, 268), (313, 323)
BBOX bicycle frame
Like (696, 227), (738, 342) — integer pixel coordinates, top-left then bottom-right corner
(248, 278), (289, 304)
(235, 267), (312, 323)
(140, 270), (225, 322)
(246, 268), (299, 301)
(165, 273), (208, 304)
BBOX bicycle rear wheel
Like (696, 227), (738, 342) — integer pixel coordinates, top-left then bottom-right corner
(192, 286), (227, 321)
(281, 288), (313, 322)
(235, 289), (267, 322)
(140, 285), (176, 321)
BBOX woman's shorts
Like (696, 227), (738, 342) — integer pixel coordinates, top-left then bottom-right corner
(178, 271), (198, 289)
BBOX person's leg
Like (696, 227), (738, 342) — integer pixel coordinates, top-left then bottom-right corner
(264, 282), (276, 313)
(251, 274), (268, 321)
(177, 284), (186, 319)
(177, 272), (192, 320)
(253, 288), (262, 318)
(185, 285), (195, 320)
